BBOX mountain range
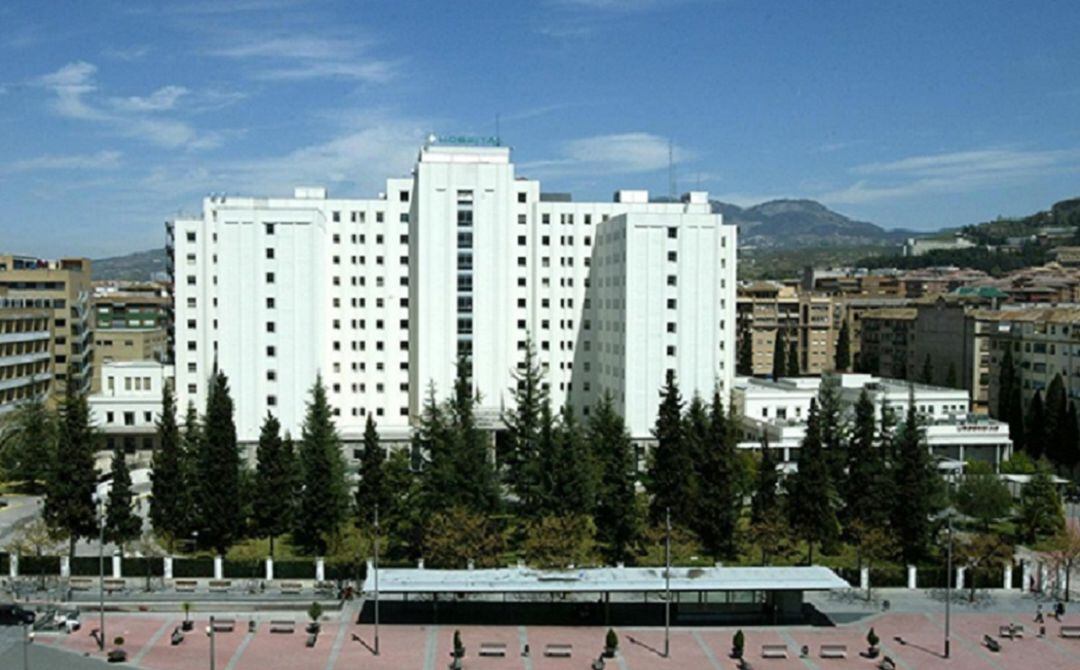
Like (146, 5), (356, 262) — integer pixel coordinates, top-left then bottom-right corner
(712, 199), (910, 249)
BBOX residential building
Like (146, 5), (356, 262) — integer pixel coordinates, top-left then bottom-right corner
(168, 139), (736, 447)
(0, 255), (94, 399)
(736, 281), (836, 376)
(88, 360), (173, 454)
(0, 291), (53, 416)
(92, 282), (169, 390)
(733, 373), (1012, 470)
(856, 307), (917, 379)
(901, 235), (976, 257)
(986, 307), (1080, 414)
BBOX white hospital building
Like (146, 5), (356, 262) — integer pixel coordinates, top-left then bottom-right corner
(167, 139), (737, 447)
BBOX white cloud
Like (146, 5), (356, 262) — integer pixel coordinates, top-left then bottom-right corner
(2, 150), (122, 173)
(208, 32), (398, 83)
(522, 132), (693, 176)
(35, 62), (218, 150)
(819, 147), (1080, 205)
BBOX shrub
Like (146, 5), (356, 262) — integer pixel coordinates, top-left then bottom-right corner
(867, 628), (879, 647)
(308, 601), (323, 623)
(606, 628), (618, 651)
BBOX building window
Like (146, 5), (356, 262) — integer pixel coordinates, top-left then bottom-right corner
(266, 248), (275, 259)
(518, 192), (527, 203)
(266, 272), (275, 284)
(265, 223), (274, 235)
(266, 321), (276, 333)
(267, 395), (277, 407)
(267, 345), (276, 357)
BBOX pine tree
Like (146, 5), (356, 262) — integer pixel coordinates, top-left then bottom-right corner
(646, 373), (694, 526)
(590, 393), (641, 564)
(920, 354), (933, 385)
(547, 405), (597, 516)
(417, 383), (453, 516)
(1007, 376), (1026, 453)
(695, 392), (741, 559)
(355, 415), (388, 529)
(786, 399), (838, 563)
(771, 330), (785, 379)
(176, 402), (201, 543)
(44, 382), (98, 560)
(252, 412), (296, 557)
(150, 383), (183, 548)
(786, 337), (800, 377)
(1017, 464), (1066, 543)
(750, 436), (779, 525)
(1044, 374), (1069, 467)
(447, 353), (501, 514)
(945, 362), (958, 389)
(196, 369), (242, 554)
(834, 320), (851, 372)
(891, 393), (941, 563)
(817, 376), (846, 486)
(294, 375), (350, 555)
(502, 337), (547, 512)
(1026, 390), (1047, 460)
(996, 347), (1015, 420)
(737, 323), (754, 375)
(104, 442), (141, 550)
(1064, 401), (1080, 475)
(843, 390), (889, 530)
(0, 398), (55, 492)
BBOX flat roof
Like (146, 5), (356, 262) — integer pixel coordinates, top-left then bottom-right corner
(363, 566), (849, 594)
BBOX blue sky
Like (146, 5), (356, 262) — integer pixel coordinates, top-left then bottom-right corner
(2, 0), (1079, 257)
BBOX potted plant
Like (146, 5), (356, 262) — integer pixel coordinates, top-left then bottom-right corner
(181, 602), (193, 631)
(307, 601), (323, 634)
(107, 636), (127, 663)
(866, 627), (880, 658)
(731, 629), (745, 659)
(604, 628), (619, 658)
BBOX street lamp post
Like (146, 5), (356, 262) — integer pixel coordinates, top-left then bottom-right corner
(945, 508), (953, 659)
(207, 616), (216, 670)
(664, 506), (671, 659)
(22, 621), (34, 670)
(95, 493), (106, 652)
(373, 503), (380, 656)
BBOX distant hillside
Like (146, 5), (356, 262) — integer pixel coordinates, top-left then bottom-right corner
(92, 248), (167, 281)
(714, 198), (908, 249)
(957, 197), (1080, 245)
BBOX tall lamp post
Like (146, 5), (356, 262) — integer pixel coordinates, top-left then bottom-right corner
(664, 507), (671, 659)
(934, 501), (959, 660)
(22, 621), (34, 670)
(93, 490), (107, 652)
(373, 503), (380, 656)
(206, 615), (216, 670)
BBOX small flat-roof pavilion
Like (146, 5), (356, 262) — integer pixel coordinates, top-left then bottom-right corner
(360, 565), (849, 626)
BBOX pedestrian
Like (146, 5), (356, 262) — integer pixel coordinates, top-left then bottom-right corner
(1036, 604), (1044, 624)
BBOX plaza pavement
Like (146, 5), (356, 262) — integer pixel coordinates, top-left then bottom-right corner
(17, 589), (1080, 669)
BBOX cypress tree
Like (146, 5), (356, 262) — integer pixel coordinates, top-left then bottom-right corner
(750, 435), (779, 525)
(502, 337), (546, 511)
(1026, 390), (1047, 461)
(150, 383), (183, 548)
(44, 382), (98, 560)
(834, 319), (851, 372)
(996, 347), (1015, 420)
(447, 353), (501, 514)
(771, 330), (785, 379)
(646, 373), (694, 526)
(786, 399), (838, 564)
(920, 354), (933, 385)
(695, 392), (741, 559)
(843, 389), (889, 530)
(355, 414), (388, 528)
(737, 324), (754, 375)
(945, 362), (958, 389)
(104, 442), (141, 551)
(590, 393), (641, 564)
(817, 376), (846, 485)
(294, 375), (349, 555)
(786, 337), (800, 377)
(891, 393), (940, 563)
(1064, 401), (1080, 475)
(252, 412), (296, 557)
(1007, 376), (1026, 453)
(197, 369), (242, 554)
(177, 402), (201, 543)
(1044, 374), (1069, 467)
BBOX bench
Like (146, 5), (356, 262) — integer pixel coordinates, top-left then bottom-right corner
(306, 632), (318, 648)
(175, 580), (197, 592)
(545, 644), (572, 658)
(208, 580), (232, 593)
(984, 635), (1001, 653)
(761, 644), (788, 658)
(69, 578), (95, 591)
(1060, 626), (1080, 638)
(280, 582), (303, 595)
(479, 642), (507, 657)
(212, 618), (235, 633)
(170, 628), (184, 646)
(820, 644), (847, 659)
(269, 620), (296, 634)
(103, 578), (126, 592)
(314, 581), (336, 595)
(877, 657), (897, 670)
(999, 624), (1024, 639)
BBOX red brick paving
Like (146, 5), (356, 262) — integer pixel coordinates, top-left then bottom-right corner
(137, 617), (246, 670)
(331, 623), (430, 670)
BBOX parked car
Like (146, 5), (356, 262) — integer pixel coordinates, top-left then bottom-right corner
(0, 604), (35, 626)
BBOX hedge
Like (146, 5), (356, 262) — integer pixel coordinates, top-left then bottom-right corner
(871, 564), (907, 587)
(916, 565), (949, 589)
(0, 553), (8, 575)
(224, 559), (263, 579)
(325, 560), (361, 582)
(19, 555), (61, 576)
(71, 556), (103, 576)
(173, 558), (214, 578)
(123, 557), (164, 578)
(273, 560), (315, 580)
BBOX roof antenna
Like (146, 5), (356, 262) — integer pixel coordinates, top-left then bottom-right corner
(668, 138), (676, 200)
(496, 113), (501, 146)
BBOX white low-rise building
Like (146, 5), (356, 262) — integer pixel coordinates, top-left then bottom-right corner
(733, 373), (1012, 470)
(89, 360), (173, 453)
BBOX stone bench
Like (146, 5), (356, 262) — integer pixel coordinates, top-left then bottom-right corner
(1060, 626), (1080, 638)
(103, 578), (126, 592)
(280, 582), (303, 595)
(208, 580), (232, 593)
(479, 642), (507, 657)
(545, 643), (572, 658)
(999, 624), (1024, 639)
(212, 618), (235, 633)
(820, 644), (847, 659)
(69, 578), (95, 591)
(269, 620), (296, 634)
(174, 580), (198, 592)
(761, 644), (788, 658)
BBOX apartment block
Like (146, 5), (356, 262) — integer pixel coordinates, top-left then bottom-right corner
(736, 281), (836, 376)
(0, 291), (54, 415)
(169, 140), (736, 446)
(986, 307), (1080, 414)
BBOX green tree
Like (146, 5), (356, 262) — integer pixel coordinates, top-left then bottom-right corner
(771, 330), (785, 379)
(176, 402), (201, 544)
(996, 347), (1015, 420)
(1026, 390), (1047, 460)
(543, 405), (597, 517)
(945, 362), (959, 389)
(787, 399), (838, 563)
(422, 506), (503, 568)
(843, 390), (889, 530)
(590, 393), (641, 564)
(954, 461), (1013, 532)
(817, 375), (846, 485)
(786, 337), (800, 377)
(1000, 451), (1037, 475)
(149, 383), (184, 549)
(694, 392), (741, 559)
(0, 398), (55, 492)
(252, 412), (297, 557)
(750, 436), (779, 525)
(446, 353), (501, 514)
(920, 354), (933, 385)
(647, 374), (695, 526)
(294, 376), (350, 555)
(1063, 401), (1080, 475)
(834, 319), (851, 372)
(104, 443), (141, 551)
(44, 382), (98, 560)
(502, 337), (547, 512)
(891, 395), (941, 563)
(355, 415), (389, 528)
(737, 323), (754, 375)
(1044, 374), (1069, 467)
(196, 369), (243, 554)
(955, 533), (1013, 602)
(1017, 464), (1065, 543)
(523, 514), (598, 568)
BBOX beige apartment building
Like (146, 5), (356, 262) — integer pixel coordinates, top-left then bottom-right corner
(0, 290), (54, 415)
(737, 281), (836, 376)
(92, 282), (169, 390)
(986, 307), (1080, 415)
(0, 255), (94, 400)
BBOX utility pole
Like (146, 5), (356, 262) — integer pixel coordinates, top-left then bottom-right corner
(97, 494), (105, 651)
(208, 615), (216, 670)
(945, 509), (953, 659)
(374, 502), (380, 656)
(664, 506), (671, 658)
